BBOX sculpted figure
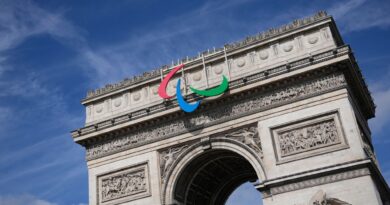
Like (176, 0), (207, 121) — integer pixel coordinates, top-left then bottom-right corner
(309, 190), (351, 205)
(161, 146), (188, 177)
(227, 127), (262, 154)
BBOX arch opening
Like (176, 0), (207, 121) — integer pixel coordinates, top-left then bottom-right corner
(172, 149), (259, 205)
(225, 182), (263, 205)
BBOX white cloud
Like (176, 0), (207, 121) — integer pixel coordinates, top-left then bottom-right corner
(369, 87), (390, 137)
(0, 194), (57, 205)
(0, 0), (84, 52)
(0, 74), (49, 98)
(329, 0), (367, 19)
(2, 0), (389, 91)
(0, 3), (86, 199)
(367, 67), (390, 139)
(0, 106), (12, 122)
(0, 0), (84, 105)
(329, 0), (390, 32)
(0, 106), (14, 134)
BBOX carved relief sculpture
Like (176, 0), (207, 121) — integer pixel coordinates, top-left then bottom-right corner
(271, 112), (348, 163)
(159, 145), (189, 181)
(278, 120), (340, 157)
(97, 163), (150, 204)
(225, 126), (262, 156)
(309, 190), (351, 205)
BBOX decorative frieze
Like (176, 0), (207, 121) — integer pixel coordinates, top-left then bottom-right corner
(97, 163), (150, 205)
(86, 73), (346, 160)
(271, 112), (348, 163)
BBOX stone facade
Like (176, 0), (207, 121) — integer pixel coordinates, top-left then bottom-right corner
(71, 12), (389, 205)
(85, 73), (346, 160)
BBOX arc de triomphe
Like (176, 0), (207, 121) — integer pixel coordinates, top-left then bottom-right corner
(71, 12), (390, 205)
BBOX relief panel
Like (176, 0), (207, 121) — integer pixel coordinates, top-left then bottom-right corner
(97, 162), (151, 205)
(271, 112), (348, 164)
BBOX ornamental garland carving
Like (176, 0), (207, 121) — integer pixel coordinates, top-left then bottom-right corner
(278, 120), (340, 157)
(98, 163), (150, 204)
(86, 73), (346, 160)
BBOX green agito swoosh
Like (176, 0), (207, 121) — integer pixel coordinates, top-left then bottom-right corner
(190, 75), (229, 97)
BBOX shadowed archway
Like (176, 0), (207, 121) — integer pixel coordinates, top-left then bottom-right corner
(171, 149), (259, 205)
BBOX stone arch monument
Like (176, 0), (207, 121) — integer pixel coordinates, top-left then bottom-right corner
(71, 12), (390, 205)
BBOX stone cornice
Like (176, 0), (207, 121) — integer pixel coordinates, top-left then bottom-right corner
(256, 159), (372, 197)
(72, 45), (352, 140)
(256, 158), (390, 200)
(344, 53), (376, 118)
(82, 11), (332, 102)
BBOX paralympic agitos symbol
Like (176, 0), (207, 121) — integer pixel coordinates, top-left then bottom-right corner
(158, 64), (229, 113)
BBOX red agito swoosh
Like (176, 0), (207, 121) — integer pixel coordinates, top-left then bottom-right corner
(158, 64), (184, 99)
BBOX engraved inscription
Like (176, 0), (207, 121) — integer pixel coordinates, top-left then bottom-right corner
(278, 120), (340, 157)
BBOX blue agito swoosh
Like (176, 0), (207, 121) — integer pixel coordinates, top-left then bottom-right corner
(176, 79), (201, 113)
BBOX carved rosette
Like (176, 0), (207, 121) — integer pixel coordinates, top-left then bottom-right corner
(86, 73), (346, 160)
(97, 163), (150, 205)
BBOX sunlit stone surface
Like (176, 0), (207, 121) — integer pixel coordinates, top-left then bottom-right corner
(71, 12), (390, 205)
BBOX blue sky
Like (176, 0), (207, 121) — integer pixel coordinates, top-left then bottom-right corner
(0, 0), (389, 204)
